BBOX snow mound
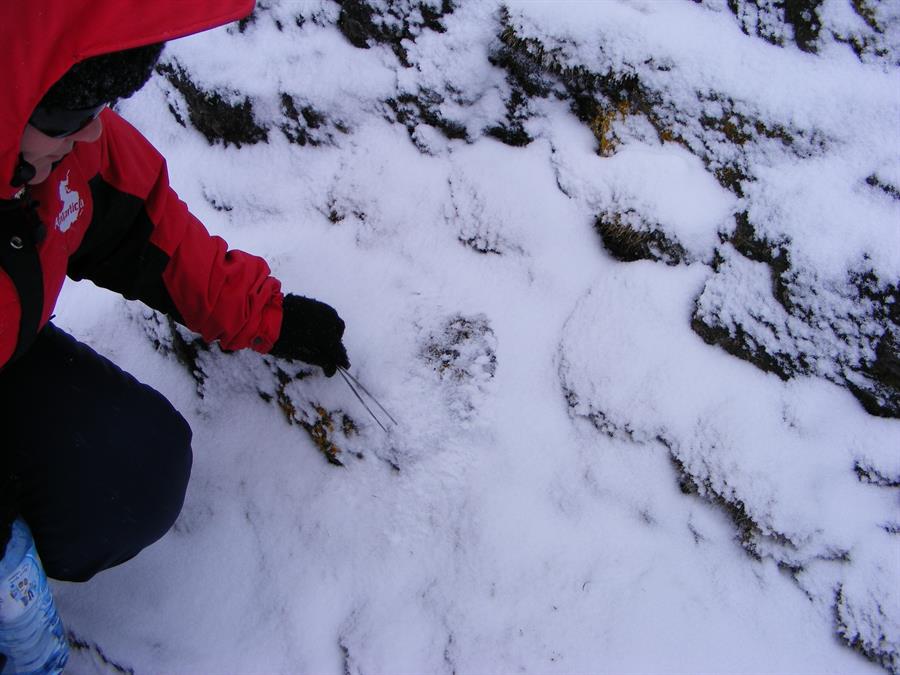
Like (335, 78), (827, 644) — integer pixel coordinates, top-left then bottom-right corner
(52, 0), (899, 672)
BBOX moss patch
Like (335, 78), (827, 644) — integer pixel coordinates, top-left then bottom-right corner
(595, 210), (689, 266)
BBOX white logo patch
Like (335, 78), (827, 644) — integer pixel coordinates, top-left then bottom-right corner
(54, 172), (84, 233)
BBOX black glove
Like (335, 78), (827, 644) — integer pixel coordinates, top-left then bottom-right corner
(269, 294), (350, 377)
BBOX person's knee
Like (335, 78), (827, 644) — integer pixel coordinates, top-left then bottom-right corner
(3, 325), (196, 581)
(39, 405), (194, 582)
(159, 411), (193, 531)
(141, 406), (193, 549)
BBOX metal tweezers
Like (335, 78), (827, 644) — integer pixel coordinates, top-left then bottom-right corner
(336, 366), (398, 433)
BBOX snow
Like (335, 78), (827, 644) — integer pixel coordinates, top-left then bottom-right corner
(44, 1), (899, 673)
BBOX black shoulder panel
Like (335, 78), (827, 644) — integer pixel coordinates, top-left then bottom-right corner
(68, 176), (184, 323)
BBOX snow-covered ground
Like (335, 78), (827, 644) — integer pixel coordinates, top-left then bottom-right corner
(52, 1), (899, 673)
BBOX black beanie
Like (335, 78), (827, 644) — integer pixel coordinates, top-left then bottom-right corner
(38, 42), (165, 110)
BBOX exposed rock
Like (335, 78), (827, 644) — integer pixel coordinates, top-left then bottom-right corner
(594, 209), (690, 266)
(561, 385), (654, 445)
(484, 88), (533, 147)
(227, 1), (338, 34)
(713, 0), (900, 65)
(867, 173), (900, 201)
(783, 0), (824, 52)
(723, 0), (824, 52)
(668, 451), (800, 561)
(692, 242), (899, 418)
(694, 213), (898, 418)
(279, 93), (349, 146)
(491, 14), (826, 191)
(492, 11), (895, 421)
(336, 0), (454, 67)
(836, 584), (900, 674)
(157, 61), (269, 148)
(851, 327), (900, 418)
(232, 2), (305, 34)
(489, 15), (555, 100)
(725, 0), (796, 47)
(491, 8), (646, 155)
(838, 0), (900, 65)
(457, 228), (503, 256)
(679, 92), (826, 197)
(854, 460), (900, 488)
(564, 383), (840, 572)
(236, 7), (260, 33)
(160, 10), (348, 149)
(386, 89), (469, 144)
(728, 210), (790, 268)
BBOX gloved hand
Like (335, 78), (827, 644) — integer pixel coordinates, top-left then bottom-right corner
(269, 294), (350, 377)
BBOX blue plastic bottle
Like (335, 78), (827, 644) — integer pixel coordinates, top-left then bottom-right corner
(0, 519), (68, 675)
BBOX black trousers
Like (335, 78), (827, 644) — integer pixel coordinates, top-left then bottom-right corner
(0, 324), (192, 582)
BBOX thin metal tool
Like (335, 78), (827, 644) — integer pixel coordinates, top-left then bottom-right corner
(337, 366), (398, 433)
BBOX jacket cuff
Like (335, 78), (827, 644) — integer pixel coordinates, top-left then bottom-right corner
(251, 292), (284, 354)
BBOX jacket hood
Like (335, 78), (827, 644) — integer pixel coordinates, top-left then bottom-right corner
(1, 0), (255, 199)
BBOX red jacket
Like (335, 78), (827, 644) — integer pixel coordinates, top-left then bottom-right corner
(0, 0), (283, 368)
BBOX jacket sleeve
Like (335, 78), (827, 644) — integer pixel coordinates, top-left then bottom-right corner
(67, 110), (283, 353)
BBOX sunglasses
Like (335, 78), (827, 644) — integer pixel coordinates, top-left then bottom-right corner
(28, 103), (107, 138)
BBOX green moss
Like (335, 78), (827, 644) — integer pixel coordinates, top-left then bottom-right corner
(273, 380), (356, 466)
